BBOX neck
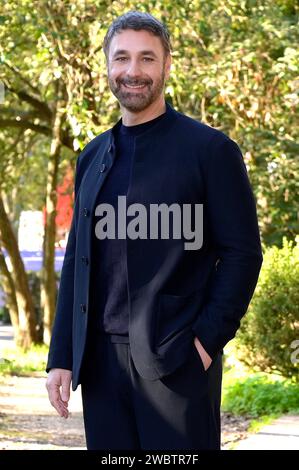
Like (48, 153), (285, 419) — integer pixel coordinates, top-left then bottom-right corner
(120, 96), (166, 126)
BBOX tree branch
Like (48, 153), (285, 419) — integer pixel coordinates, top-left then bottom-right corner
(0, 118), (51, 135)
(3, 61), (42, 96)
(3, 79), (52, 120)
(0, 118), (74, 151)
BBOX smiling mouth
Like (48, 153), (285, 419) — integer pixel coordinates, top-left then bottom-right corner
(122, 83), (148, 90)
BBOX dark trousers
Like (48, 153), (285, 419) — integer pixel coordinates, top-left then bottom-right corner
(80, 332), (222, 450)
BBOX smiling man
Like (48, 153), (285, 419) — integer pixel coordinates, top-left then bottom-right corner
(46, 11), (263, 450)
(108, 28), (169, 117)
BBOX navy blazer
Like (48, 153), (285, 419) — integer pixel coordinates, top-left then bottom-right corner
(46, 102), (263, 390)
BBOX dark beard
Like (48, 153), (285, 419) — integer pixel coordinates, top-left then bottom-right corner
(108, 72), (165, 112)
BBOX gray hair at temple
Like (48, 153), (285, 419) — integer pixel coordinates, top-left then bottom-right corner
(103, 11), (172, 60)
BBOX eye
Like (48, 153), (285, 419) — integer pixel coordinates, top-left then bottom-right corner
(115, 57), (128, 62)
(143, 57), (154, 62)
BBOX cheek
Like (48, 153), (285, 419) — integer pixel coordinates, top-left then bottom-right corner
(109, 69), (118, 80)
(109, 65), (124, 80)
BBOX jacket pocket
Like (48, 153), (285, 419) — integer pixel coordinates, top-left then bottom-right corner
(155, 289), (204, 349)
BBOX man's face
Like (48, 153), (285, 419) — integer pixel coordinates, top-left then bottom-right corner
(107, 29), (171, 112)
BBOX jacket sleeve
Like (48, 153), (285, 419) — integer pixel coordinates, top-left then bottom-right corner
(46, 156), (82, 372)
(192, 134), (263, 359)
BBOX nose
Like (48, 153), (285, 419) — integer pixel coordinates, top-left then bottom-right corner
(126, 58), (142, 77)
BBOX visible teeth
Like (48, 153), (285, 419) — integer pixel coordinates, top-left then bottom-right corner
(124, 84), (145, 88)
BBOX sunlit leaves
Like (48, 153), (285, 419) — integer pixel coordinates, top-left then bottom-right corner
(0, 0), (298, 245)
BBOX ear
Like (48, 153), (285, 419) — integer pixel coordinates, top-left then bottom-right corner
(165, 53), (171, 80)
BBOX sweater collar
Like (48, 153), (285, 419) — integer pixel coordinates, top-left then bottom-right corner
(107, 101), (179, 152)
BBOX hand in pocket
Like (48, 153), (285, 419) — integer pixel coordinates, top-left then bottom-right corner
(193, 336), (212, 371)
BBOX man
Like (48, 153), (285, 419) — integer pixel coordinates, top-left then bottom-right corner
(46, 11), (263, 450)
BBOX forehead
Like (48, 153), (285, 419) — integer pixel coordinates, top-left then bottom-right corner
(109, 29), (164, 56)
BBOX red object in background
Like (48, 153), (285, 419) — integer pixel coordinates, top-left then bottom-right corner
(55, 166), (74, 231)
(42, 166), (74, 232)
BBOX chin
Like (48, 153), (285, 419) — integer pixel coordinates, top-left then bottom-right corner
(120, 97), (152, 112)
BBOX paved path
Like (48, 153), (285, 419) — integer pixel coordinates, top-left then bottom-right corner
(0, 375), (85, 450)
(235, 415), (299, 450)
(0, 324), (85, 449)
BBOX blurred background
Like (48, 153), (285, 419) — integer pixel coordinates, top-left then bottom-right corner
(0, 0), (298, 450)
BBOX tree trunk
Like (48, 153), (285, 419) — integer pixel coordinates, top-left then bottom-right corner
(41, 82), (65, 345)
(0, 246), (20, 340)
(0, 195), (38, 348)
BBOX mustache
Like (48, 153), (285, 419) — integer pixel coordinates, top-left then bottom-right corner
(118, 78), (153, 86)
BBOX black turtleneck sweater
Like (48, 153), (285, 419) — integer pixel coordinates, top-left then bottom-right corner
(89, 111), (167, 336)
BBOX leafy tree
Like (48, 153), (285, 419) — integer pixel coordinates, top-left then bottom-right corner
(0, 0), (298, 345)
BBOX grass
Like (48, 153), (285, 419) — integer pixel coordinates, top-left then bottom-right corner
(248, 414), (280, 433)
(0, 343), (49, 376)
(221, 340), (299, 419)
(223, 373), (299, 417)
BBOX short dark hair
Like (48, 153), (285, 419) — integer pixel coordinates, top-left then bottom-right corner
(103, 11), (172, 59)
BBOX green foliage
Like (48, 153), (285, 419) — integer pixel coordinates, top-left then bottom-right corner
(0, 306), (11, 324)
(237, 237), (299, 380)
(0, 0), (298, 245)
(222, 374), (299, 417)
(26, 271), (43, 342)
(248, 415), (279, 433)
(26, 270), (60, 342)
(0, 343), (48, 376)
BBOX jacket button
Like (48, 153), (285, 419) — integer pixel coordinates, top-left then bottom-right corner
(83, 208), (89, 217)
(100, 163), (106, 173)
(80, 304), (87, 313)
(81, 256), (89, 265)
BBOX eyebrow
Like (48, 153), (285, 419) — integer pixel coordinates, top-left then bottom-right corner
(112, 49), (158, 59)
